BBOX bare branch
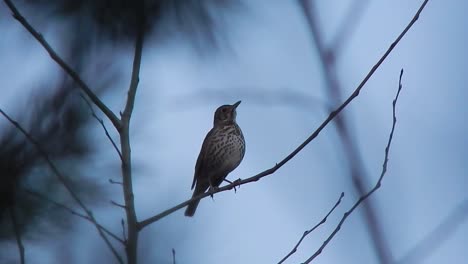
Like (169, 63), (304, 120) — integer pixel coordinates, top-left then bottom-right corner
(9, 206), (25, 264)
(80, 94), (123, 160)
(138, 0), (429, 229)
(118, 1), (146, 263)
(302, 69), (405, 263)
(109, 179), (124, 186)
(3, 0), (121, 130)
(278, 192), (344, 264)
(25, 190), (124, 245)
(111, 200), (127, 210)
(121, 219), (127, 243)
(0, 109), (124, 264)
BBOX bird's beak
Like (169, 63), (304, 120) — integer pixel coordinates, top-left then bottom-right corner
(232, 100), (241, 109)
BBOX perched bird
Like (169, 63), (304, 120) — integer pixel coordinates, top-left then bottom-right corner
(185, 101), (245, 217)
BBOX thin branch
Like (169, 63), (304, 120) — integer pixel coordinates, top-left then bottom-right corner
(80, 94), (123, 160)
(0, 109), (123, 264)
(278, 192), (344, 264)
(119, 2), (146, 263)
(3, 0), (121, 131)
(9, 206), (25, 264)
(25, 190), (124, 245)
(302, 69), (405, 263)
(111, 200), (127, 210)
(138, 0), (429, 229)
(301, 1), (427, 262)
(121, 219), (127, 242)
(109, 179), (124, 186)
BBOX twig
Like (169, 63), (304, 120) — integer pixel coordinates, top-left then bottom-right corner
(0, 109), (123, 264)
(80, 94), (123, 160)
(302, 69), (405, 263)
(9, 206), (25, 264)
(300, 1), (397, 261)
(3, 0), (121, 131)
(25, 189), (124, 244)
(278, 192), (344, 264)
(111, 200), (127, 210)
(121, 219), (127, 242)
(109, 179), (124, 186)
(138, 0), (428, 230)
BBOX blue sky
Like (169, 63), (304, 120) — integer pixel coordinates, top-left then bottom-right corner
(1, 0), (467, 263)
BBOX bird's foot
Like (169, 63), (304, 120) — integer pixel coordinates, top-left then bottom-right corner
(223, 179), (238, 193)
(208, 185), (219, 200)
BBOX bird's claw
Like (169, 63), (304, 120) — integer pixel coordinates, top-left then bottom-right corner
(208, 185), (219, 200)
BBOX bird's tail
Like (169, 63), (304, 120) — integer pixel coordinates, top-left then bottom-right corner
(185, 183), (208, 217)
(184, 198), (201, 217)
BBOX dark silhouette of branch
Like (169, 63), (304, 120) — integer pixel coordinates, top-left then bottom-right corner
(109, 179), (124, 186)
(3, 0), (121, 131)
(301, 1), (391, 261)
(121, 219), (127, 243)
(0, 109), (124, 264)
(172, 248), (176, 264)
(9, 206), (25, 264)
(302, 69), (405, 263)
(118, 1), (145, 263)
(278, 192), (344, 264)
(139, 0), (428, 229)
(300, 1), (429, 263)
(80, 94), (122, 160)
(111, 200), (127, 210)
(396, 199), (468, 264)
(25, 190), (124, 245)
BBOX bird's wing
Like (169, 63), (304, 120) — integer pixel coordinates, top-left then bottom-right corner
(191, 128), (214, 190)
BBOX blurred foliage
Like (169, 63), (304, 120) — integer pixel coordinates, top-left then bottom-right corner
(0, 76), (108, 242)
(20, 0), (241, 48)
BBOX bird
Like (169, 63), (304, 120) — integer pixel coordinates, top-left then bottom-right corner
(185, 101), (245, 217)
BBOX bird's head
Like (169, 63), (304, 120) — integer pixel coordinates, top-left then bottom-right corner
(213, 100), (241, 126)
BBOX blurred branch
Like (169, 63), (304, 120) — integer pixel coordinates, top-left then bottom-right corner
(176, 89), (330, 113)
(118, 1), (145, 263)
(139, 0), (428, 229)
(329, 0), (370, 59)
(396, 199), (468, 264)
(302, 69), (404, 263)
(3, 0), (121, 131)
(300, 1), (428, 262)
(172, 248), (176, 264)
(25, 190), (125, 245)
(80, 94), (122, 160)
(0, 108), (123, 264)
(9, 206), (25, 264)
(278, 192), (344, 264)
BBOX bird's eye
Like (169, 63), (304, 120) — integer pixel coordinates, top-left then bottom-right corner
(222, 108), (227, 113)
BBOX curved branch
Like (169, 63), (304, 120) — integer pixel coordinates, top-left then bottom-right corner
(302, 69), (405, 263)
(278, 192), (344, 264)
(138, 0), (428, 230)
